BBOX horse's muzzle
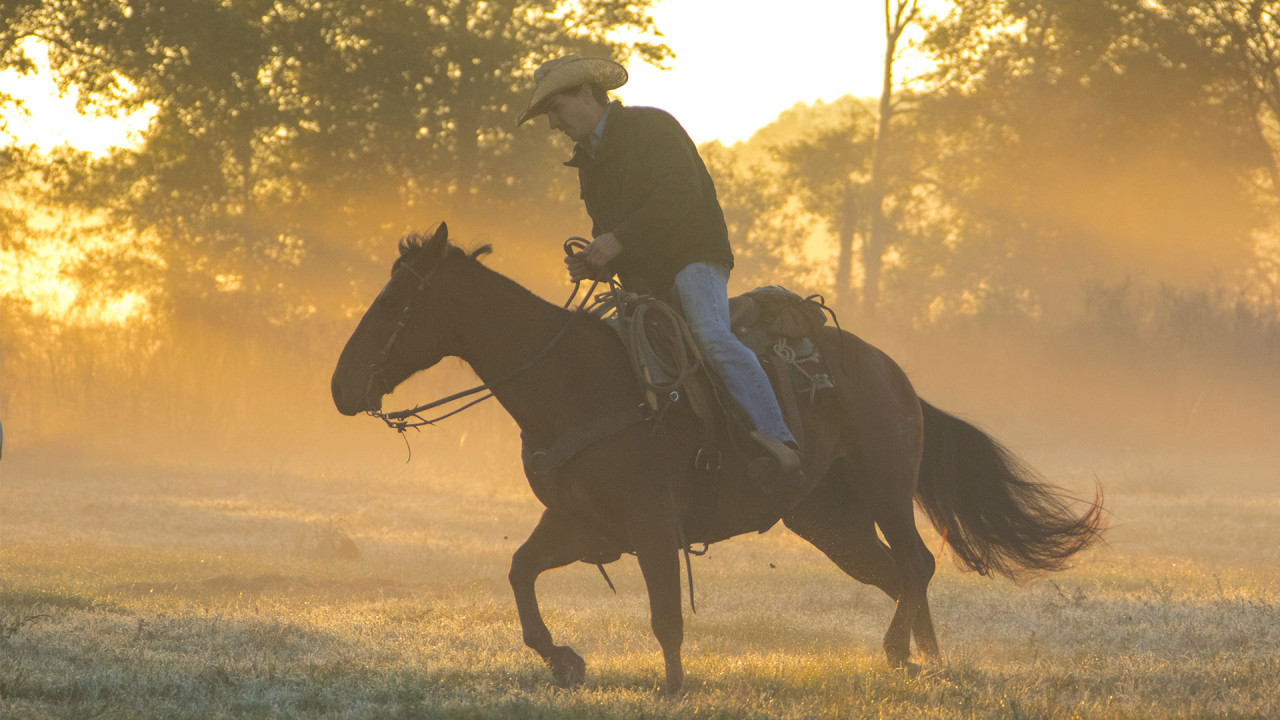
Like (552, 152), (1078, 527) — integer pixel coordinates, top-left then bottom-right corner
(331, 373), (378, 416)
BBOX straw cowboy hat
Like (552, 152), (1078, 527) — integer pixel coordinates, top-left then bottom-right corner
(516, 55), (628, 126)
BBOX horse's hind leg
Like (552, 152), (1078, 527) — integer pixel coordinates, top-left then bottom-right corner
(785, 466), (911, 658)
(912, 592), (940, 658)
(876, 503), (939, 666)
(509, 509), (592, 687)
(784, 460), (940, 668)
(785, 466), (903, 596)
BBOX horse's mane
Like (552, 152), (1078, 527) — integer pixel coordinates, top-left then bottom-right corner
(394, 227), (607, 331)
(398, 228), (492, 263)
(397, 232), (428, 258)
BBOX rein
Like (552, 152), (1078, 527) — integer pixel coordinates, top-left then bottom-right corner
(366, 238), (609, 433)
(362, 238), (709, 612)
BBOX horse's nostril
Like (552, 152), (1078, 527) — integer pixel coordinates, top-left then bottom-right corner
(331, 376), (344, 407)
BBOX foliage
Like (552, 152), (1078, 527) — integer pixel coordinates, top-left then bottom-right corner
(1198, 0), (1280, 205)
(700, 143), (820, 293)
(1079, 275), (1280, 370)
(0, 0), (667, 323)
(700, 98), (881, 299)
(911, 0), (1276, 321)
(772, 97), (876, 307)
(0, 145), (30, 252)
(774, 98), (876, 230)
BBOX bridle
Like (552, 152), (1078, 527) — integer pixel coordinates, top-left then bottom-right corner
(364, 239), (609, 434)
(363, 258), (437, 415)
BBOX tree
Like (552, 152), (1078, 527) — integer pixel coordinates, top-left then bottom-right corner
(701, 95), (938, 309)
(697, 141), (806, 291)
(915, 0), (1276, 319)
(738, 1), (925, 315)
(0, 146), (28, 252)
(774, 97), (876, 308)
(863, 0), (922, 315)
(1198, 0), (1280, 206)
(0, 0), (667, 325)
(700, 98), (876, 296)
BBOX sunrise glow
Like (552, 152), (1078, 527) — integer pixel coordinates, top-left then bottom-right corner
(0, 38), (154, 155)
(4, 2), (1280, 716)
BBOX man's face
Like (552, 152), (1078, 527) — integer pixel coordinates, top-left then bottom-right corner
(545, 85), (603, 144)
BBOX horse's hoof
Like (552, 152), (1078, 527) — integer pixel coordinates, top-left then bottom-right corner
(663, 666), (685, 696)
(886, 652), (921, 677)
(547, 645), (585, 688)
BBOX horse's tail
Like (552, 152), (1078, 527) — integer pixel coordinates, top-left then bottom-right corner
(914, 400), (1106, 580)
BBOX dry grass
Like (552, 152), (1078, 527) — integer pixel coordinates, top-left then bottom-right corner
(2, 448), (1279, 719)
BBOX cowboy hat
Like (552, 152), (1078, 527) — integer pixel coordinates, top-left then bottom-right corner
(516, 55), (628, 126)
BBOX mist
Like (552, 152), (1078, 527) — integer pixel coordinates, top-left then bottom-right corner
(2, 0), (1279, 716)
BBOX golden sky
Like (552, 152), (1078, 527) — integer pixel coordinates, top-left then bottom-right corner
(617, 0), (938, 144)
(0, 1), (940, 152)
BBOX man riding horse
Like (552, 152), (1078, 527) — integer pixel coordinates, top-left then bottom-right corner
(517, 55), (802, 489)
(332, 61), (1105, 686)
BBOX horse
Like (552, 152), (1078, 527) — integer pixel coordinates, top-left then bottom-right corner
(331, 222), (1105, 694)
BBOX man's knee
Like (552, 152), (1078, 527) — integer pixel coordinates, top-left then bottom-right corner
(697, 334), (759, 371)
(687, 322), (736, 348)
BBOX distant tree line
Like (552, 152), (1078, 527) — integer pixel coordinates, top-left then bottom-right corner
(1, 0), (667, 326)
(714, 0), (1279, 325)
(2, 0), (1279, 450)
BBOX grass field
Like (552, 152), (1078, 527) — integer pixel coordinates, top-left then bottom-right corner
(2, 443), (1279, 719)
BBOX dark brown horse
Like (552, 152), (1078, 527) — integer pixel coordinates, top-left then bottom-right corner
(331, 223), (1105, 694)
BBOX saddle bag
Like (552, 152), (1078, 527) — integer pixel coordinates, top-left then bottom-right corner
(729, 286), (828, 340)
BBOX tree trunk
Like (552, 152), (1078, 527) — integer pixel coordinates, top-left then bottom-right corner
(864, 0), (918, 315)
(835, 184), (858, 307)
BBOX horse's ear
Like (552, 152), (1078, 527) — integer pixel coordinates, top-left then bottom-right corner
(426, 222), (449, 261)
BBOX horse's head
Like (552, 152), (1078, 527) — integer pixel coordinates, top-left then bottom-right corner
(331, 222), (465, 416)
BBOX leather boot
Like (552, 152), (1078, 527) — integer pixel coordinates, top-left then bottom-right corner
(748, 430), (804, 495)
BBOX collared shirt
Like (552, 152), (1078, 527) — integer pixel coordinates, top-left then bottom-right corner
(578, 100), (619, 159)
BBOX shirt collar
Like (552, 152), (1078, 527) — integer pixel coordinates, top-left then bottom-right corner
(579, 100), (619, 159)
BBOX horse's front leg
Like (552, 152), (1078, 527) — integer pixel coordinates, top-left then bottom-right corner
(628, 500), (685, 695)
(509, 509), (590, 687)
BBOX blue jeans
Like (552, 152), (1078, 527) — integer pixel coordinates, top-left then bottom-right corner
(672, 262), (795, 445)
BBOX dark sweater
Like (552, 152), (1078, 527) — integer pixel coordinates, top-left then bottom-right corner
(566, 103), (733, 293)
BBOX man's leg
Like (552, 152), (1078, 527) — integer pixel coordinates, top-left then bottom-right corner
(671, 262), (795, 447)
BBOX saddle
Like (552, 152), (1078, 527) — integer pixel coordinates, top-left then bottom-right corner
(519, 284), (836, 555)
(620, 285), (835, 475)
(728, 286), (836, 408)
(640, 286), (834, 418)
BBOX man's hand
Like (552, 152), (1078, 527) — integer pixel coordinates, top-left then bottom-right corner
(565, 253), (594, 283)
(582, 232), (622, 268)
(564, 232), (623, 283)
